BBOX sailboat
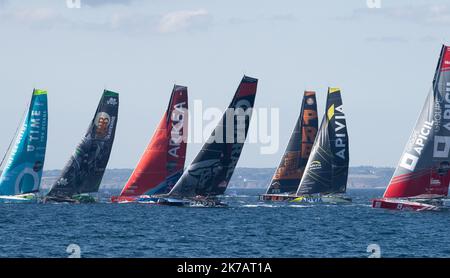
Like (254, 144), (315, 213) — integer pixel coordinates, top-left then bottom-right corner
(44, 90), (119, 203)
(292, 87), (351, 204)
(260, 91), (318, 201)
(111, 85), (188, 203)
(0, 89), (48, 203)
(156, 75), (258, 207)
(372, 45), (450, 211)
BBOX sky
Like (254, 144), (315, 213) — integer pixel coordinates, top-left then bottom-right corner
(1, 0), (450, 170)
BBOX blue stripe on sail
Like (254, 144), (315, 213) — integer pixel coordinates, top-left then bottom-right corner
(0, 92), (48, 195)
(143, 171), (183, 196)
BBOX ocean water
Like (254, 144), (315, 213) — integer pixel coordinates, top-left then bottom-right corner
(1, 188), (450, 258)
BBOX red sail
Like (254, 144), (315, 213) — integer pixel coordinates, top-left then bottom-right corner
(384, 170), (449, 198)
(384, 45), (450, 199)
(116, 86), (188, 200)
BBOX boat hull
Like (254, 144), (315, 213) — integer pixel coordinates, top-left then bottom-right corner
(0, 194), (38, 204)
(291, 194), (352, 204)
(372, 198), (442, 211)
(111, 195), (138, 203)
(43, 196), (79, 204)
(157, 197), (227, 207)
(111, 195), (165, 204)
(259, 194), (296, 202)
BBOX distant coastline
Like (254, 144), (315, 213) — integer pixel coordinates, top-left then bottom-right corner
(41, 166), (393, 190)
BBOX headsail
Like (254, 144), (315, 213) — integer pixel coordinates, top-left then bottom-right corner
(296, 88), (349, 195)
(167, 76), (258, 199)
(118, 85), (188, 197)
(0, 89), (48, 195)
(47, 90), (119, 198)
(383, 45), (450, 199)
(265, 91), (318, 194)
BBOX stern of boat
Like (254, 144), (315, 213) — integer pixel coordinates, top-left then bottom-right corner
(372, 198), (441, 211)
(0, 193), (38, 204)
(259, 194), (295, 202)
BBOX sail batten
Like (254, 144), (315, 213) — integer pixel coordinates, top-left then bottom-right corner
(167, 76), (258, 199)
(47, 90), (119, 199)
(296, 88), (349, 195)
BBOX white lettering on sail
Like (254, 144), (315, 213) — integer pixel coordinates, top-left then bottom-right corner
(27, 110), (43, 152)
(444, 84), (450, 132)
(334, 105), (347, 160)
(400, 121), (433, 171)
(433, 136), (450, 158)
(169, 101), (186, 158)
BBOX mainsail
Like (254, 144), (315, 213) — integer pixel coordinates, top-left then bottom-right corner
(118, 85), (188, 198)
(296, 88), (349, 195)
(0, 89), (48, 195)
(265, 91), (318, 194)
(167, 76), (258, 199)
(47, 90), (119, 198)
(383, 45), (450, 199)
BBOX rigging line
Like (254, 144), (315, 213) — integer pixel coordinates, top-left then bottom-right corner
(0, 102), (29, 171)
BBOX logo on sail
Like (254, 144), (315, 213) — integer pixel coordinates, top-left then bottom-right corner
(399, 121), (433, 171)
(306, 97), (315, 105)
(186, 159), (222, 189)
(107, 97), (118, 106)
(94, 112), (111, 139)
(27, 110), (45, 152)
(309, 160), (322, 170)
(169, 102), (187, 158)
(333, 104), (347, 160)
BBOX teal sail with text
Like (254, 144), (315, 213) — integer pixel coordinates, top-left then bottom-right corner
(0, 89), (48, 195)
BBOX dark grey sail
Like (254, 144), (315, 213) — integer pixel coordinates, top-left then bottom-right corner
(296, 88), (349, 195)
(167, 76), (258, 199)
(47, 90), (119, 199)
(265, 91), (318, 195)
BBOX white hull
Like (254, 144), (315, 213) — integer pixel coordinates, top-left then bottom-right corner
(291, 194), (352, 204)
(0, 193), (38, 204)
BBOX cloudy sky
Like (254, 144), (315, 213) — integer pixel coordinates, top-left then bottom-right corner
(1, 0), (450, 170)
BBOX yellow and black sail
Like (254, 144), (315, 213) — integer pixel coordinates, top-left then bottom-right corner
(296, 88), (349, 195)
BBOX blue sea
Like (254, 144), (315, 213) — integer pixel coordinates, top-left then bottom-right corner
(1, 188), (450, 258)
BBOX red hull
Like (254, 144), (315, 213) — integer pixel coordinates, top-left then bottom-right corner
(110, 196), (137, 203)
(372, 198), (441, 211)
(259, 194), (296, 201)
